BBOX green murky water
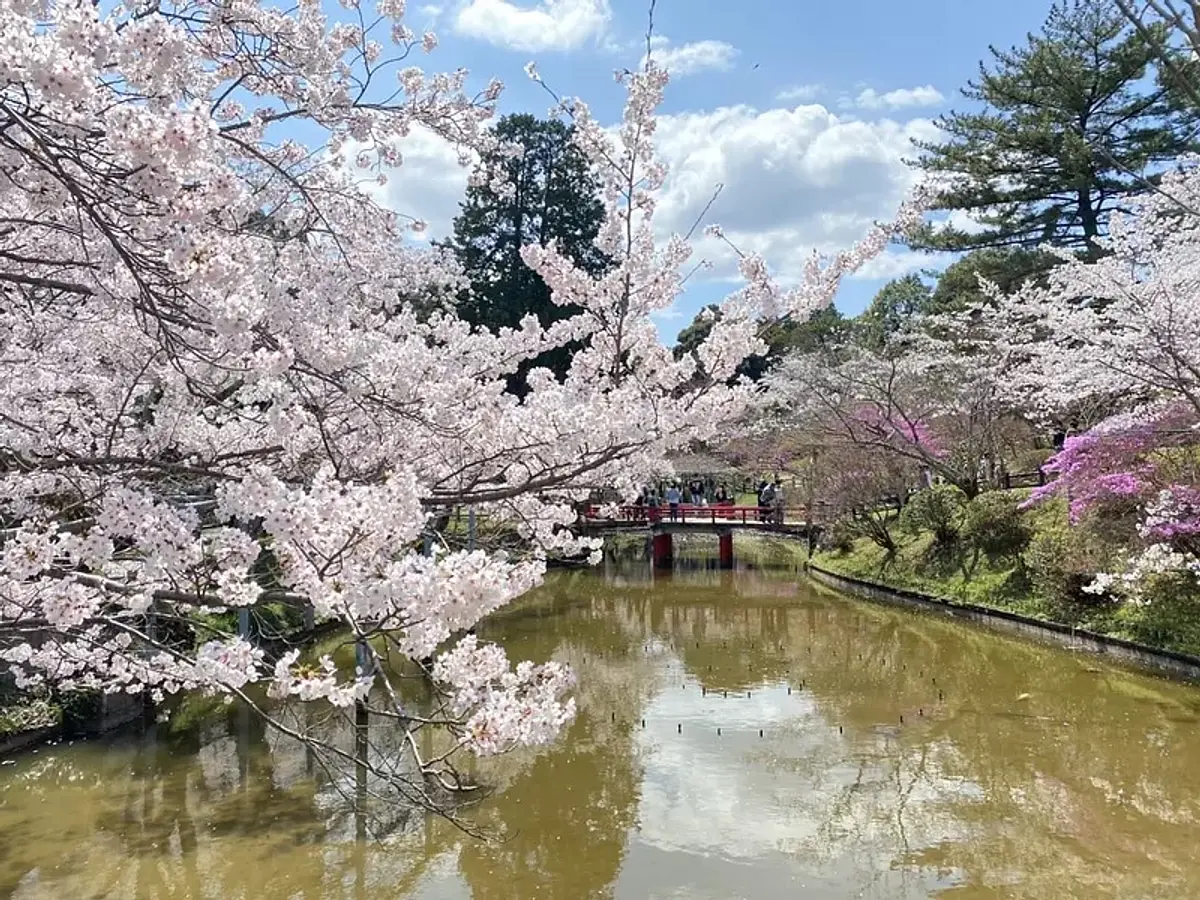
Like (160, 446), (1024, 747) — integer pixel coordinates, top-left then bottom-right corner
(2, 537), (1200, 899)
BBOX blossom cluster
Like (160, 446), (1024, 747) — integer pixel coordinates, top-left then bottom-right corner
(0, 0), (922, 781)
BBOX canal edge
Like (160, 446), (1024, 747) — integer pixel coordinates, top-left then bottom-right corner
(805, 562), (1200, 684)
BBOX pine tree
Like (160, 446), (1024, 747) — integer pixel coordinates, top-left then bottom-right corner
(674, 306), (848, 382)
(440, 114), (609, 392)
(909, 0), (1200, 257)
(856, 274), (934, 350)
(929, 248), (1052, 313)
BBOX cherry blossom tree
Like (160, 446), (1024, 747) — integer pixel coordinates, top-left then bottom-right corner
(0, 0), (923, 817)
(973, 150), (1200, 599)
(763, 330), (1021, 499)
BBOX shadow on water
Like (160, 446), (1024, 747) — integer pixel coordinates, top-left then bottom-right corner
(2, 535), (1200, 898)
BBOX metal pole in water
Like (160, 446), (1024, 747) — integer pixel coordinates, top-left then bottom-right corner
(354, 638), (372, 841)
(467, 506), (476, 553)
(234, 605), (253, 789)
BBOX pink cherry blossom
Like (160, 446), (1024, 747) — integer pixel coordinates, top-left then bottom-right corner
(0, 3), (921, 808)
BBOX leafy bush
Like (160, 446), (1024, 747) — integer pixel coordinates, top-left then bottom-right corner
(1022, 510), (1114, 613)
(962, 492), (1031, 560)
(900, 484), (967, 548)
(820, 520), (857, 554)
(57, 689), (103, 737)
(1115, 574), (1200, 655)
(0, 699), (61, 738)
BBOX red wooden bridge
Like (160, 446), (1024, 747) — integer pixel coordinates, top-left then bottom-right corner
(578, 504), (821, 569)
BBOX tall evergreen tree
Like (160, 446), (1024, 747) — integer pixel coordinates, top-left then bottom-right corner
(855, 274), (934, 351)
(674, 306), (848, 382)
(440, 114), (609, 392)
(909, 0), (1200, 257)
(929, 248), (1052, 313)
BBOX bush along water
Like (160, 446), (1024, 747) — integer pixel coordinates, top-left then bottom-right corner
(815, 485), (1200, 659)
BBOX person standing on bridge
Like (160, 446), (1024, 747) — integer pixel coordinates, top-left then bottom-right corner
(665, 483), (681, 521)
(772, 480), (785, 525)
(758, 481), (773, 522)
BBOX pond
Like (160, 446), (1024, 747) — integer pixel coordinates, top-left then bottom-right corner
(2, 536), (1200, 899)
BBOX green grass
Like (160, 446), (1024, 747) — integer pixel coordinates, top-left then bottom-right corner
(814, 513), (1200, 659)
(815, 533), (1035, 611)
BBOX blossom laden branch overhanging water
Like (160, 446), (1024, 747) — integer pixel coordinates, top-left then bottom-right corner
(0, 0), (928, 810)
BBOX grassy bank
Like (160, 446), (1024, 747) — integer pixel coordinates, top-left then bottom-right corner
(813, 488), (1200, 658)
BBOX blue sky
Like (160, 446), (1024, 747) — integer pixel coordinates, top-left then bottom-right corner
(373, 0), (1059, 340)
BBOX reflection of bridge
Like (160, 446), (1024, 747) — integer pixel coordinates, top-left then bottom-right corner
(580, 505), (820, 570)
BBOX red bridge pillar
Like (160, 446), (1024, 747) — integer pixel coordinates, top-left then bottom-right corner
(718, 529), (734, 570)
(652, 531), (673, 569)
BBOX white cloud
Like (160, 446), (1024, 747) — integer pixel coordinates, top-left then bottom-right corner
(419, 3), (444, 22)
(851, 249), (940, 281)
(641, 36), (739, 78)
(350, 126), (476, 243)
(354, 100), (943, 317)
(650, 103), (941, 284)
(776, 83), (823, 104)
(944, 208), (986, 235)
(852, 85), (944, 110)
(451, 0), (610, 52)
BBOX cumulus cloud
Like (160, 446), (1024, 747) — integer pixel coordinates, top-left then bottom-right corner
(851, 85), (944, 110)
(349, 126), (476, 242)
(649, 103), (941, 283)
(357, 101), (943, 312)
(452, 0), (610, 52)
(776, 84), (823, 104)
(641, 36), (739, 77)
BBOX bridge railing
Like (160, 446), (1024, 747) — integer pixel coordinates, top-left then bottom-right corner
(582, 504), (810, 525)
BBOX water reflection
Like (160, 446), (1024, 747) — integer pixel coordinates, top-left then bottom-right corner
(2, 538), (1200, 898)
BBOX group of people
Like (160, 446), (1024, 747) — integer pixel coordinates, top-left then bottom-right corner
(631, 478), (787, 524)
(756, 479), (786, 525)
(635, 481), (733, 519)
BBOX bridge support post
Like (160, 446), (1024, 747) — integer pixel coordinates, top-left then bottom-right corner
(652, 531), (673, 570)
(718, 529), (733, 570)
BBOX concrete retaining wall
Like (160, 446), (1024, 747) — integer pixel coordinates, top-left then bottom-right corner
(806, 563), (1200, 683)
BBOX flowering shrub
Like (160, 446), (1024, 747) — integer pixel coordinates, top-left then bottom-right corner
(1022, 405), (1200, 601)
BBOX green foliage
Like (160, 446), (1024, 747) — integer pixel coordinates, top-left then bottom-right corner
(1113, 576), (1200, 654)
(168, 692), (234, 736)
(674, 305), (848, 382)
(0, 699), (60, 738)
(820, 520), (858, 554)
(817, 489), (1200, 657)
(929, 248), (1053, 314)
(57, 689), (103, 737)
(440, 114), (609, 391)
(1008, 502), (1116, 615)
(847, 509), (901, 554)
(855, 274), (934, 350)
(901, 484), (968, 548)
(962, 492), (1031, 560)
(909, 0), (1200, 256)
